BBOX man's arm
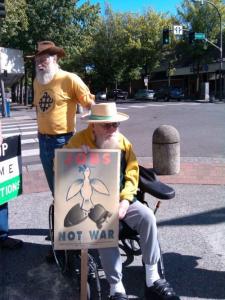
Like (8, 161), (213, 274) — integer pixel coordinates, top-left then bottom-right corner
(120, 144), (139, 202)
(119, 140), (139, 219)
(71, 74), (95, 109)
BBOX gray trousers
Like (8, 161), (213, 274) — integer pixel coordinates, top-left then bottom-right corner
(98, 200), (160, 284)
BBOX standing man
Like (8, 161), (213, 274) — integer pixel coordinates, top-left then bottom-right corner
(0, 121), (23, 249)
(33, 41), (95, 194)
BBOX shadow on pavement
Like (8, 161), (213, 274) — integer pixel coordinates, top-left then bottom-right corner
(3, 228), (225, 299)
(158, 207), (225, 227)
(9, 228), (49, 237)
(163, 252), (225, 299)
(0, 242), (78, 300)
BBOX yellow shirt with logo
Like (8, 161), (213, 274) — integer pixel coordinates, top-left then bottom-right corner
(33, 70), (94, 134)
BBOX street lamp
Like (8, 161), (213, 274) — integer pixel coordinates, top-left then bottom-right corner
(192, 0), (223, 101)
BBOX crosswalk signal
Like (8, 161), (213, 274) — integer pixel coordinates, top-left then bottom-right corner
(0, 0), (6, 18)
(162, 29), (170, 45)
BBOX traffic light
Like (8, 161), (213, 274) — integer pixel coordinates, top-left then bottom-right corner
(0, 0), (5, 18)
(162, 29), (170, 45)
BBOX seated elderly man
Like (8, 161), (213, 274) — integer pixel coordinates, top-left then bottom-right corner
(64, 102), (180, 300)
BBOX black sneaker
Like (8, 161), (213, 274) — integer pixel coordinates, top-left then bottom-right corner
(109, 292), (129, 299)
(145, 279), (180, 300)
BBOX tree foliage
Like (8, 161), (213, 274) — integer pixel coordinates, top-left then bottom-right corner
(176, 0), (225, 66)
(86, 5), (173, 91)
(0, 0), (224, 94)
(0, 0), (100, 61)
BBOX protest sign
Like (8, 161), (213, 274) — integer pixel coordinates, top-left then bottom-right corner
(54, 149), (120, 250)
(0, 135), (22, 205)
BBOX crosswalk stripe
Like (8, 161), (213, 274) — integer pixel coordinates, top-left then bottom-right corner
(3, 130), (38, 138)
(22, 148), (39, 157)
(2, 122), (37, 128)
(130, 105), (148, 108)
(21, 138), (38, 144)
(117, 106), (129, 110)
(2, 125), (37, 132)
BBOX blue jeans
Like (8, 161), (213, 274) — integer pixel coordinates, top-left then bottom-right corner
(0, 203), (8, 241)
(38, 132), (73, 195)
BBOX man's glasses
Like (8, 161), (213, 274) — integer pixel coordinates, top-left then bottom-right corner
(100, 122), (120, 130)
(35, 54), (51, 64)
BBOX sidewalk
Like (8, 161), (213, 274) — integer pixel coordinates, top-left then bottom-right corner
(22, 157), (225, 194)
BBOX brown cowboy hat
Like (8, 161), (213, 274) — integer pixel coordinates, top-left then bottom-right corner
(35, 41), (65, 58)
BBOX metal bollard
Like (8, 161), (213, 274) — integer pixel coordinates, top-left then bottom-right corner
(152, 125), (180, 175)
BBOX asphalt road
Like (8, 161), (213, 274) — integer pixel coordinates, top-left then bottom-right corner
(2, 101), (224, 166)
(75, 100), (225, 159)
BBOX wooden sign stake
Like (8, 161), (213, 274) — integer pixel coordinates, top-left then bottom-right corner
(80, 248), (88, 300)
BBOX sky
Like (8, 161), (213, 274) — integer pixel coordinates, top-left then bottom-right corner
(80, 0), (183, 15)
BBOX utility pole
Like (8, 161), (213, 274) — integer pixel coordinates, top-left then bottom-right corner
(192, 0), (223, 101)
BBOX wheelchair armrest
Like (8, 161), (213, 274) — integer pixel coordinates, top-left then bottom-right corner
(138, 165), (175, 200)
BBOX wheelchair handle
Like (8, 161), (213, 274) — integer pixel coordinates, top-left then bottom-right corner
(138, 165), (175, 200)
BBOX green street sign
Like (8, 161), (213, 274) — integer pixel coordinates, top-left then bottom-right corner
(194, 33), (206, 40)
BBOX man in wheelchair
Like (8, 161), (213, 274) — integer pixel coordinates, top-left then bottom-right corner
(64, 102), (180, 300)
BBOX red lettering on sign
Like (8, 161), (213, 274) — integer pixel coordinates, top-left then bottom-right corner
(90, 152), (99, 165)
(103, 153), (111, 165)
(76, 153), (86, 165)
(64, 153), (73, 166)
(64, 152), (112, 167)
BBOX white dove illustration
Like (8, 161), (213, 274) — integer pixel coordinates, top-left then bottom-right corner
(66, 165), (110, 212)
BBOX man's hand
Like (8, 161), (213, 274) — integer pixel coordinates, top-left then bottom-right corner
(118, 199), (130, 220)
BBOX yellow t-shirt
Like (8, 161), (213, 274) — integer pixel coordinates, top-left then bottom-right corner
(33, 70), (94, 134)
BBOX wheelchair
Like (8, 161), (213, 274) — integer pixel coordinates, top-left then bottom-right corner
(48, 165), (175, 299)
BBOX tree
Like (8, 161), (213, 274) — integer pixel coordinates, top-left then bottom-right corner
(176, 0), (225, 96)
(176, 0), (225, 66)
(0, 0), (100, 61)
(0, 0), (28, 47)
(87, 5), (173, 92)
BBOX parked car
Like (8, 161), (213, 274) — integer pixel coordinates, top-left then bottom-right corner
(134, 89), (155, 101)
(107, 89), (128, 101)
(154, 87), (184, 101)
(95, 91), (107, 102)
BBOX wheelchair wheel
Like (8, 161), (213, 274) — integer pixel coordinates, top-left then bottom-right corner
(68, 250), (102, 300)
(48, 203), (68, 274)
(121, 237), (142, 256)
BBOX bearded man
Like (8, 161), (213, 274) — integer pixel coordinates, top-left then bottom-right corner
(33, 41), (95, 194)
(64, 102), (180, 300)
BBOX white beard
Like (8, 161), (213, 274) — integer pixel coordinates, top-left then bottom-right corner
(96, 131), (120, 149)
(36, 62), (59, 85)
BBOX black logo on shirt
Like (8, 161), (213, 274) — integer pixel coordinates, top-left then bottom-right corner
(39, 92), (53, 112)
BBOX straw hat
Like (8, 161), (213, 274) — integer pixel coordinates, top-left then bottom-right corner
(83, 102), (129, 123)
(35, 41), (65, 58)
